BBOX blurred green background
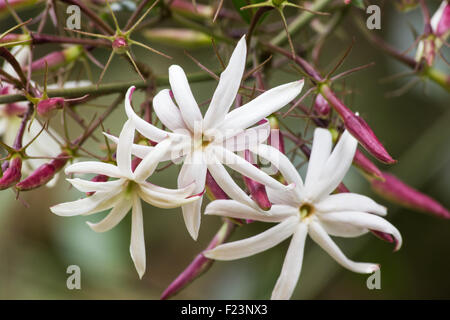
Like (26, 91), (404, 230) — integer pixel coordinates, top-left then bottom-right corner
(0, 1), (449, 299)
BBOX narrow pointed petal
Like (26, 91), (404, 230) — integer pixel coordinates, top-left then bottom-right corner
(50, 191), (122, 216)
(205, 200), (297, 222)
(168, 65), (203, 131)
(153, 89), (187, 131)
(203, 36), (246, 130)
(214, 146), (288, 191)
(311, 130), (358, 201)
(319, 220), (368, 238)
(217, 80), (304, 132)
(221, 120), (270, 151)
(67, 177), (125, 193)
(304, 128), (332, 189)
(87, 197), (132, 232)
(308, 221), (380, 273)
(271, 223), (308, 300)
(250, 143), (304, 199)
(116, 120), (135, 178)
(124, 86), (171, 142)
(204, 216), (298, 260)
(178, 151), (207, 240)
(207, 159), (260, 211)
(138, 184), (200, 208)
(143, 181), (196, 197)
(316, 193), (387, 216)
(134, 138), (172, 182)
(65, 161), (123, 178)
(130, 195), (146, 279)
(319, 211), (402, 251)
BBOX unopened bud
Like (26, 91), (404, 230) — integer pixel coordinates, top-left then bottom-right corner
(314, 94), (331, 117)
(353, 149), (384, 180)
(112, 37), (128, 54)
(205, 171), (228, 200)
(87, 174), (109, 196)
(372, 172), (450, 219)
(169, 0), (213, 20)
(30, 46), (83, 72)
(431, 1), (450, 38)
(36, 97), (65, 118)
(243, 150), (271, 211)
(0, 156), (22, 190)
(143, 28), (211, 49)
(16, 152), (69, 191)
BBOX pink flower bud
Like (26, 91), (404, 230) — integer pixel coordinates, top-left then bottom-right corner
(30, 51), (65, 72)
(112, 37), (128, 54)
(36, 97), (64, 118)
(169, 0), (213, 20)
(0, 85), (28, 116)
(353, 149), (384, 180)
(161, 220), (235, 300)
(16, 152), (69, 191)
(432, 1), (450, 38)
(0, 156), (22, 190)
(343, 112), (396, 164)
(372, 172), (450, 219)
(143, 28), (211, 49)
(314, 94), (331, 116)
(205, 171), (228, 200)
(320, 86), (396, 164)
(243, 150), (271, 211)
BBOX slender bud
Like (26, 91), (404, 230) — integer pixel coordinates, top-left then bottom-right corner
(320, 85), (396, 164)
(0, 156), (22, 190)
(314, 94), (331, 117)
(169, 0), (213, 20)
(431, 1), (450, 38)
(372, 172), (450, 219)
(29, 46), (83, 72)
(242, 150), (271, 211)
(160, 220), (235, 300)
(16, 152), (68, 191)
(36, 97), (64, 118)
(205, 171), (228, 200)
(0, 0), (38, 15)
(353, 149), (384, 180)
(143, 28), (211, 49)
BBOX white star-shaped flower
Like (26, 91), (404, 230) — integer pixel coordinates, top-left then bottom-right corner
(116, 36), (305, 240)
(204, 128), (402, 300)
(50, 120), (200, 278)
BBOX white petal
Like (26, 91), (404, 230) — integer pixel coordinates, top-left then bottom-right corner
(308, 221), (380, 273)
(4, 46), (29, 77)
(67, 177), (125, 193)
(250, 143), (303, 200)
(116, 120), (135, 178)
(204, 216), (298, 260)
(138, 184), (199, 209)
(142, 181), (196, 197)
(310, 130), (357, 201)
(304, 128), (332, 190)
(50, 191), (122, 216)
(178, 151), (207, 240)
(213, 146), (288, 192)
(130, 195), (146, 279)
(316, 193), (387, 216)
(266, 186), (299, 207)
(87, 197), (132, 232)
(205, 200), (297, 222)
(207, 158), (260, 211)
(319, 211), (402, 250)
(153, 89), (187, 131)
(217, 80), (304, 132)
(220, 120), (270, 152)
(65, 161), (123, 178)
(168, 65), (203, 131)
(431, 0), (447, 32)
(124, 86), (170, 142)
(319, 220), (368, 238)
(203, 36), (246, 130)
(133, 138), (172, 182)
(271, 223), (308, 300)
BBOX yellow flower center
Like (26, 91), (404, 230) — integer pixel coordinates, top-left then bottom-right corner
(299, 203), (314, 220)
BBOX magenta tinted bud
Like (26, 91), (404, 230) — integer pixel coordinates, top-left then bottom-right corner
(16, 152), (68, 191)
(372, 172), (450, 219)
(314, 94), (331, 116)
(243, 152), (271, 211)
(31, 51), (65, 72)
(353, 149), (384, 180)
(112, 37), (128, 54)
(0, 157), (22, 190)
(434, 2), (450, 37)
(205, 171), (228, 200)
(87, 174), (109, 196)
(131, 157), (142, 172)
(37, 97), (65, 118)
(343, 113), (396, 164)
